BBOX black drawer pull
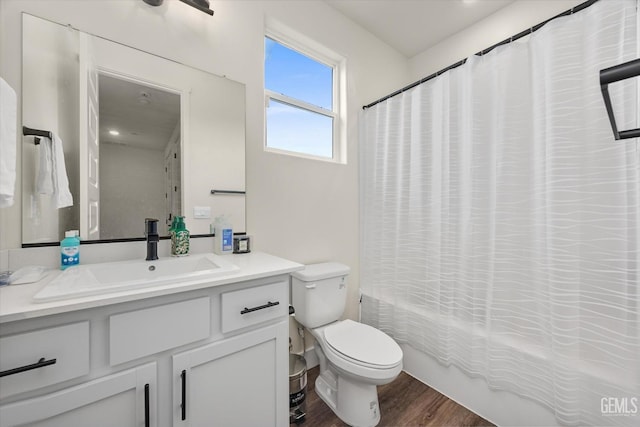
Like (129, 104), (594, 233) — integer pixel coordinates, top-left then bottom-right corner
(181, 369), (187, 421)
(144, 383), (150, 427)
(0, 357), (57, 378)
(240, 301), (280, 315)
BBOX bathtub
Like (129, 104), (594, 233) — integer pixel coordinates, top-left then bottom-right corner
(361, 295), (638, 427)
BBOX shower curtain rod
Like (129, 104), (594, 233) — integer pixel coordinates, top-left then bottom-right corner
(362, 0), (600, 110)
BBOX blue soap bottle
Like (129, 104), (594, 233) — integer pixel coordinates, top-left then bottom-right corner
(60, 230), (80, 270)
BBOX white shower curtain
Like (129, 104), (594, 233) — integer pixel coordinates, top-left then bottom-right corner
(360, 1), (639, 426)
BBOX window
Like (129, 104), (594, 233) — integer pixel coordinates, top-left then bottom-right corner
(264, 32), (343, 162)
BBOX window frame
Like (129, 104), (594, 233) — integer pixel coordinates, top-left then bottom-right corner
(264, 28), (345, 163)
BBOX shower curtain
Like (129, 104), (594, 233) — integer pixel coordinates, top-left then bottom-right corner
(360, 1), (639, 426)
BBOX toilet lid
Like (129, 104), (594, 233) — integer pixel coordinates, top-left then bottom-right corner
(323, 319), (402, 367)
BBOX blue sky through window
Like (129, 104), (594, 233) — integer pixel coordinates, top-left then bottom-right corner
(266, 99), (333, 158)
(265, 36), (335, 159)
(265, 37), (333, 110)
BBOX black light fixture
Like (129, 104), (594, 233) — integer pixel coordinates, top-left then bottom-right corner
(179, 0), (214, 16)
(143, 0), (214, 16)
(600, 58), (640, 140)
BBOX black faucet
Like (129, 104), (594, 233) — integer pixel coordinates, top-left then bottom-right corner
(145, 218), (159, 261)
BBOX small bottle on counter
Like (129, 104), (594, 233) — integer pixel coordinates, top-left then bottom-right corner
(60, 230), (80, 270)
(213, 216), (233, 255)
(172, 216), (190, 256)
(169, 216), (179, 255)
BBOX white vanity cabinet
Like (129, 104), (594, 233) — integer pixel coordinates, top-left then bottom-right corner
(173, 322), (287, 426)
(0, 262), (296, 427)
(0, 363), (157, 427)
(173, 282), (289, 427)
(0, 322), (90, 400)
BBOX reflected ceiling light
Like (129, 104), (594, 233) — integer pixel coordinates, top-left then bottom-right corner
(462, 0), (477, 5)
(138, 91), (151, 105)
(142, 0), (214, 16)
(109, 130), (120, 136)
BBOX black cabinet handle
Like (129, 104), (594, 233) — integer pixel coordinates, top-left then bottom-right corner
(144, 383), (150, 427)
(240, 301), (280, 315)
(181, 369), (187, 421)
(0, 357), (57, 378)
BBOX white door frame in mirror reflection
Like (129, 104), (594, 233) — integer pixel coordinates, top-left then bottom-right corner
(21, 13), (246, 245)
(78, 31), (100, 241)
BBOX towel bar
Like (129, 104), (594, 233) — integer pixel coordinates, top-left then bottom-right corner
(210, 189), (246, 195)
(22, 126), (52, 145)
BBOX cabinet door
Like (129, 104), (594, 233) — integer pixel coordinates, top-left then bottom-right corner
(0, 363), (156, 427)
(173, 322), (288, 427)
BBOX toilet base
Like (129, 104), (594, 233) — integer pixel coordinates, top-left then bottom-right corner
(315, 369), (381, 427)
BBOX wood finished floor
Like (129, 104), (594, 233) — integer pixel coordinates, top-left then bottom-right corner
(297, 366), (494, 427)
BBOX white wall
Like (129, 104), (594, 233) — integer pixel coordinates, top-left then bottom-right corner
(409, 0), (585, 80)
(100, 143), (165, 239)
(0, 1), (408, 328)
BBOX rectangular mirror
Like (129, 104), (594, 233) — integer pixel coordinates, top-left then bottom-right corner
(22, 13), (246, 244)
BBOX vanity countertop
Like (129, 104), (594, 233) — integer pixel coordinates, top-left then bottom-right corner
(0, 251), (303, 324)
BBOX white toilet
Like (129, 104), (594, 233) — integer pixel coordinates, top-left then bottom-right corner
(291, 263), (403, 427)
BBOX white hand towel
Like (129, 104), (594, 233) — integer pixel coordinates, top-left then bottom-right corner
(36, 136), (54, 194)
(50, 133), (73, 208)
(0, 77), (17, 208)
(37, 134), (73, 209)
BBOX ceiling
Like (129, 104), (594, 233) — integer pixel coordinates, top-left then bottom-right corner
(324, 0), (516, 58)
(99, 74), (180, 151)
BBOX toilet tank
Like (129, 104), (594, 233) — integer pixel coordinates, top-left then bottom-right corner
(291, 262), (351, 329)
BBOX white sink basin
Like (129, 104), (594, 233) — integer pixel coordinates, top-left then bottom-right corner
(33, 253), (239, 302)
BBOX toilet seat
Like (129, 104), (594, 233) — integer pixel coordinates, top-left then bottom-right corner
(323, 319), (402, 369)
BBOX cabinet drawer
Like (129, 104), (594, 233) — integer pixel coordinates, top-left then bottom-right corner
(110, 297), (210, 366)
(0, 362), (156, 426)
(0, 322), (89, 399)
(221, 281), (288, 333)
